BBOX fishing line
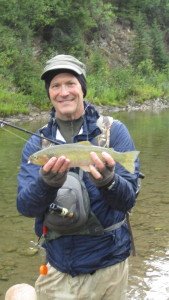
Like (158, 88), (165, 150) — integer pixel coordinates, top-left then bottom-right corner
(1, 125), (30, 143)
(0, 126), (31, 181)
(1, 125), (43, 150)
(0, 120), (61, 150)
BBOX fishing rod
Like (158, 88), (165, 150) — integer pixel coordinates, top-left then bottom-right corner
(0, 120), (60, 145)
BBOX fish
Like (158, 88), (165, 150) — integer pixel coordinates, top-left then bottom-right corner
(28, 141), (140, 174)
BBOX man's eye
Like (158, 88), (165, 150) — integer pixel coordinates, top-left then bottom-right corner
(68, 82), (75, 87)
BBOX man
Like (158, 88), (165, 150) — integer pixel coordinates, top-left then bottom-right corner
(17, 54), (140, 299)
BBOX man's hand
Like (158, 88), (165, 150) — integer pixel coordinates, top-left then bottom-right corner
(89, 151), (115, 188)
(40, 156), (70, 187)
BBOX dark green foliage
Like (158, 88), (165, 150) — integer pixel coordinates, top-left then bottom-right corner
(130, 14), (152, 68)
(112, 0), (169, 28)
(150, 21), (169, 70)
(0, 0), (116, 91)
(130, 11), (169, 72)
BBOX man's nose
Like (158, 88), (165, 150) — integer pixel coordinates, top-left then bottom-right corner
(60, 85), (69, 96)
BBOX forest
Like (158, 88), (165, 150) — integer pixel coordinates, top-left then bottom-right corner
(0, 0), (169, 116)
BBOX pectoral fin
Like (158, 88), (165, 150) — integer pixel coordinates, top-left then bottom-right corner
(80, 166), (90, 172)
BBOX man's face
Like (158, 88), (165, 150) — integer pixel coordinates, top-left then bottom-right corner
(49, 73), (84, 120)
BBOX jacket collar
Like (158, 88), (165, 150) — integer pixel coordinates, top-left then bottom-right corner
(40, 101), (101, 143)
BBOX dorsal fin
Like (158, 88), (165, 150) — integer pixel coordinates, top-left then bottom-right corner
(77, 141), (92, 146)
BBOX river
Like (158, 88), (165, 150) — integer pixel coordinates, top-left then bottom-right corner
(0, 109), (169, 299)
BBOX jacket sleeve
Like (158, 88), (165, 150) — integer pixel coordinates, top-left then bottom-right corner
(16, 135), (58, 218)
(102, 120), (140, 212)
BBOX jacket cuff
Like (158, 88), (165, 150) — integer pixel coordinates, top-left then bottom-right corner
(100, 174), (118, 191)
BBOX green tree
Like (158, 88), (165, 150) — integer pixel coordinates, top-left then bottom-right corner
(150, 21), (169, 70)
(112, 0), (169, 28)
(130, 14), (151, 68)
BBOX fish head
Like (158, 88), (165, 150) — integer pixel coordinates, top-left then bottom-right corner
(28, 153), (49, 166)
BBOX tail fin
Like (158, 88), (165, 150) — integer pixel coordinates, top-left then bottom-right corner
(120, 151), (140, 174)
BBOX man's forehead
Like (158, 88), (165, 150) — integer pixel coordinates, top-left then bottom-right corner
(50, 73), (79, 82)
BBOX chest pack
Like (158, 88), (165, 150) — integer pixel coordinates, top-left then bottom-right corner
(43, 171), (104, 239)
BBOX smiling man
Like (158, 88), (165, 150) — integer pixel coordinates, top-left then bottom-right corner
(16, 54), (140, 299)
(43, 55), (86, 121)
(48, 73), (84, 120)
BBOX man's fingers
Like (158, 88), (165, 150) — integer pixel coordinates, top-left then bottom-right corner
(90, 151), (115, 170)
(101, 151), (115, 168)
(89, 165), (103, 180)
(42, 157), (58, 172)
(43, 156), (70, 173)
(57, 158), (70, 173)
(90, 152), (105, 171)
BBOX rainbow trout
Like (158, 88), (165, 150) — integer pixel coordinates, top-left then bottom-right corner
(28, 141), (139, 174)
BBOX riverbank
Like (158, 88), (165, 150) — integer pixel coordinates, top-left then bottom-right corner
(1, 98), (169, 124)
(97, 97), (169, 114)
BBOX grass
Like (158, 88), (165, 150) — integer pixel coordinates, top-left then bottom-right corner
(87, 66), (169, 106)
(0, 90), (30, 117)
(1, 67), (169, 117)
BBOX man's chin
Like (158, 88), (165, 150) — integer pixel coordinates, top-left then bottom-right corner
(59, 108), (76, 119)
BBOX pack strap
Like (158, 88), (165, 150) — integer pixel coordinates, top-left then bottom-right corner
(104, 215), (136, 256)
(96, 115), (114, 148)
(104, 218), (126, 232)
(126, 211), (136, 256)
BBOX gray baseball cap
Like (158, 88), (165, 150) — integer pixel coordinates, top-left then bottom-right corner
(41, 54), (86, 80)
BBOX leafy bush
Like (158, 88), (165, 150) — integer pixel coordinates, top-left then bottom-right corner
(0, 0), (169, 116)
(0, 89), (30, 116)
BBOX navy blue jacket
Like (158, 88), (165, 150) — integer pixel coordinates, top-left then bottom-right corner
(17, 102), (140, 277)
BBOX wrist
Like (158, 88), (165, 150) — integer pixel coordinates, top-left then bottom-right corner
(100, 174), (116, 190)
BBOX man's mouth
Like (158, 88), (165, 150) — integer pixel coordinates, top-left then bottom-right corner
(58, 98), (74, 103)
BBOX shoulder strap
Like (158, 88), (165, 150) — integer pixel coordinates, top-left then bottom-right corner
(97, 114), (137, 256)
(40, 132), (55, 149)
(96, 115), (114, 147)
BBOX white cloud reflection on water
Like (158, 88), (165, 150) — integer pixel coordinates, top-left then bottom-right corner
(128, 249), (169, 300)
(144, 249), (169, 300)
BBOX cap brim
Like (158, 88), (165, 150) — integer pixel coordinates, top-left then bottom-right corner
(41, 64), (82, 80)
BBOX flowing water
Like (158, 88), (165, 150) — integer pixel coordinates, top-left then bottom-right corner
(0, 109), (169, 299)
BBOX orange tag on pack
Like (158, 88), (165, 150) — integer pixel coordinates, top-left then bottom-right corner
(39, 264), (48, 276)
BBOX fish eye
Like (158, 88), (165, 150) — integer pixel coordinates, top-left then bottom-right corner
(33, 155), (39, 161)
